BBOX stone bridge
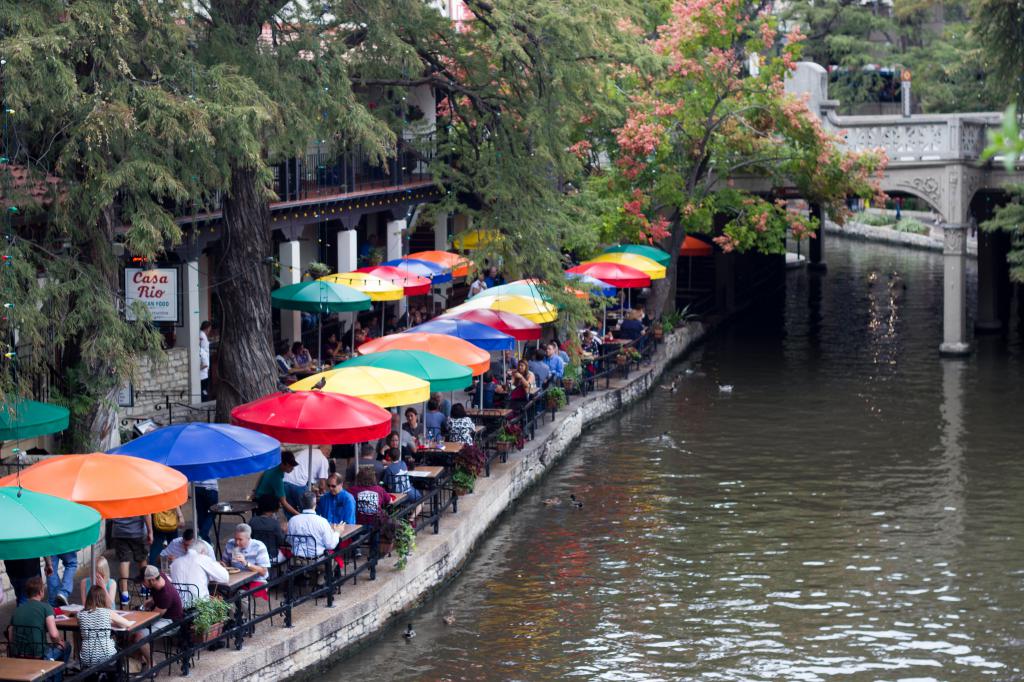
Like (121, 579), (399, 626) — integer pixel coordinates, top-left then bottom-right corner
(789, 62), (1022, 355)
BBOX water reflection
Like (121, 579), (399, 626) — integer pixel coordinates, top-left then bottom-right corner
(329, 238), (1024, 682)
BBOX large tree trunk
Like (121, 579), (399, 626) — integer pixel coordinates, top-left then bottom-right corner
(214, 165), (277, 421)
(648, 220), (688, 321)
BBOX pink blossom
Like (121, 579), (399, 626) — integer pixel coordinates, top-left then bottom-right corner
(713, 234), (737, 253)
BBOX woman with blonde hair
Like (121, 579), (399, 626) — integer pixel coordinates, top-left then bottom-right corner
(75, 556), (117, 608)
(78, 584), (133, 668)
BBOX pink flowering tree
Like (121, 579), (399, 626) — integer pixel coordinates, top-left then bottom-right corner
(586, 0), (887, 318)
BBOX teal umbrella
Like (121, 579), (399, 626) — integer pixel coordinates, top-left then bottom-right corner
(0, 400), (70, 441)
(0, 486), (101, 560)
(337, 350), (473, 393)
(602, 243), (671, 267)
(271, 280), (372, 361)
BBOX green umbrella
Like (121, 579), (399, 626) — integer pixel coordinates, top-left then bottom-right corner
(0, 486), (102, 560)
(469, 281), (551, 301)
(603, 243), (671, 267)
(337, 350), (473, 393)
(272, 280), (372, 361)
(0, 400), (70, 441)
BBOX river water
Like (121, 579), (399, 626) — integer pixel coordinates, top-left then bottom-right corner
(328, 238), (1024, 681)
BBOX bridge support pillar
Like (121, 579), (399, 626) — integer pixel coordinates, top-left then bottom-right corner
(939, 223), (971, 356)
(975, 229), (1003, 332)
(808, 203), (826, 272)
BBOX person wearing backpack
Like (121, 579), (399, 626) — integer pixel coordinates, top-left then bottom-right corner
(148, 506), (183, 567)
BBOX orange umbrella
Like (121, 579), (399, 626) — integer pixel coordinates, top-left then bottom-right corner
(358, 332), (490, 376)
(406, 250), (472, 278)
(0, 452), (188, 519)
(680, 235), (713, 257)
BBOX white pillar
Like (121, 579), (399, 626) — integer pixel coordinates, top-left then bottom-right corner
(387, 219), (407, 320)
(434, 212), (448, 251)
(337, 229), (357, 273)
(279, 239), (302, 344)
(183, 260), (202, 403)
(939, 223), (970, 356)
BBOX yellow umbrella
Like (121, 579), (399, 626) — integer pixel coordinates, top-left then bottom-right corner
(452, 228), (502, 251)
(587, 252), (667, 280)
(447, 294), (558, 324)
(319, 272), (405, 302)
(290, 366), (430, 408)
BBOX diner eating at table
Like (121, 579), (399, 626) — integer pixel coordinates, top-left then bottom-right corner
(348, 467), (394, 525)
(221, 523), (271, 582)
(78, 584), (134, 669)
(286, 492), (340, 559)
(168, 540), (228, 607)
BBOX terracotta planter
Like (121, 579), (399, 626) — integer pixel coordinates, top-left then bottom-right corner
(191, 622), (224, 645)
(379, 541), (394, 556)
(453, 484), (472, 496)
(615, 355), (628, 366)
(495, 441), (512, 453)
(561, 378), (575, 392)
(653, 327), (665, 341)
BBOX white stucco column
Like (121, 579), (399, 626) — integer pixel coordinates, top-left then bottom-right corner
(433, 212), (448, 251)
(337, 229), (357, 273)
(183, 260), (202, 403)
(387, 219), (408, 320)
(939, 223), (970, 356)
(279, 239), (302, 345)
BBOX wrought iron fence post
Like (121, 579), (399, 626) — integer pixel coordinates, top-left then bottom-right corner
(285, 570), (294, 628)
(164, 394), (174, 425)
(233, 595), (245, 650)
(325, 552), (335, 608)
(369, 528), (379, 581)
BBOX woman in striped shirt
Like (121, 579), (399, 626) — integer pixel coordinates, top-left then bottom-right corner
(78, 585), (133, 668)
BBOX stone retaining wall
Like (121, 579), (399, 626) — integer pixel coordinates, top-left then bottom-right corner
(190, 323), (707, 682)
(825, 220), (978, 256)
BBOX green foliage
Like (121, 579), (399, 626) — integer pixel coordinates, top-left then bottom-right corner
(893, 218), (929, 234)
(305, 262), (332, 280)
(973, 0), (1024, 107)
(858, 212), (897, 226)
(451, 468), (476, 494)
(980, 184), (1024, 283)
(192, 597), (233, 636)
(394, 518), (416, 570)
(545, 385), (567, 409)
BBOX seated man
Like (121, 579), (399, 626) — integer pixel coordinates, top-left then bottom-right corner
(221, 523), (271, 583)
(381, 449), (422, 504)
(543, 342), (565, 381)
(528, 350), (551, 388)
(316, 474), (356, 526)
(159, 529), (213, 564)
(6, 576), (69, 664)
(249, 495), (290, 564)
(345, 443), (385, 485)
(287, 492), (340, 559)
(168, 541), (228, 608)
(139, 565), (185, 667)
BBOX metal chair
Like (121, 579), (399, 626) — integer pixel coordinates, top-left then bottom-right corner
(172, 582), (201, 610)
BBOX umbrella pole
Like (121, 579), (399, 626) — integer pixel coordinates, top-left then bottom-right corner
(307, 444), (314, 491)
(351, 317), (356, 354)
(479, 375), (483, 408)
(318, 315), (323, 366)
(91, 544), (96, 585)
(191, 482), (199, 538)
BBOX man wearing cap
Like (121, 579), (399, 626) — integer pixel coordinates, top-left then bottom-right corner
(253, 450), (300, 517)
(140, 565), (184, 667)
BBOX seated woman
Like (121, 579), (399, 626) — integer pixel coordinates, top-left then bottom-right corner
(447, 403), (476, 445)
(322, 332), (342, 365)
(347, 466), (394, 525)
(78, 585), (133, 669)
(291, 341), (314, 372)
(275, 340), (297, 384)
(507, 360), (537, 412)
(75, 556), (117, 609)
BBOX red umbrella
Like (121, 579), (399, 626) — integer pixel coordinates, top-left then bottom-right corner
(566, 262), (651, 289)
(231, 390), (391, 444)
(438, 308), (542, 342)
(355, 265), (432, 296)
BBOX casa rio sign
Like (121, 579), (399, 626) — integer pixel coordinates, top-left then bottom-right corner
(124, 267), (179, 322)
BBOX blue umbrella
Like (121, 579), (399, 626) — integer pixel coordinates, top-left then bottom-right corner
(408, 317), (516, 351)
(566, 272), (618, 297)
(110, 423), (281, 536)
(110, 423), (281, 481)
(382, 257), (453, 284)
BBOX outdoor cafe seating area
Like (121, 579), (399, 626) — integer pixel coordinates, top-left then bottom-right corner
(0, 242), (675, 681)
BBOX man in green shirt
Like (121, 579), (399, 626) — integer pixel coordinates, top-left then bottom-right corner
(7, 576), (70, 666)
(254, 450), (299, 517)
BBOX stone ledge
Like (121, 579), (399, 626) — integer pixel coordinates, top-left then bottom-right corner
(825, 220), (978, 256)
(191, 323), (707, 682)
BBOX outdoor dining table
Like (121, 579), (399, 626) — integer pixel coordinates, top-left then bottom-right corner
(55, 609), (163, 633)
(210, 567), (259, 595)
(408, 466), (450, 533)
(0, 659), (64, 682)
(463, 408), (514, 420)
(209, 500), (258, 552)
(416, 441), (463, 469)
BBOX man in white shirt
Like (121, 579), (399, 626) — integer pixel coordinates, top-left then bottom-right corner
(283, 446), (330, 515)
(169, 541), (228, 607)
(159, 529), (213, 563)
(199, 321), (212, 400)
(286, 492), (339, 559)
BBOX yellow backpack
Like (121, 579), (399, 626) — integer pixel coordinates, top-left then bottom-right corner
(153, 509), (178, 532)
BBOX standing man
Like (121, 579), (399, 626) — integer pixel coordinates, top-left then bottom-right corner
(283, 445), (330, 513)
(46, 550), (78, 607)
(543, 342), (565, 382)
(253, 450), (300, 517)
(4, 557), (51, 606)
(110, 514), (152, 605)
(199, 320), (212, 401)
(193, 478), (219, 546)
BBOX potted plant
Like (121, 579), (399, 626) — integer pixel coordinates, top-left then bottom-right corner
(495, 422), (525, 452)
(191, 597), (233, 643)
(372, 509), (398, 556)
(305, 261), (332, 279)
(454, 444), (487, 476)
(627, 347), (642, 363)
(452, 468), (476, 496)
(394, 518), (416, 570)
(545, 386), (567, 412)
(615, 351), (629, 366)
(562, 363), (581, 393)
